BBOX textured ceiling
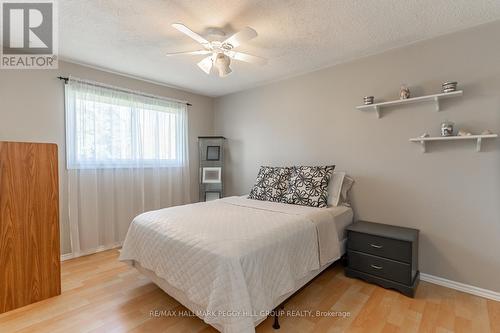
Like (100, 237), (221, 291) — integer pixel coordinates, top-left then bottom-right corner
(60, 0), (500, 97)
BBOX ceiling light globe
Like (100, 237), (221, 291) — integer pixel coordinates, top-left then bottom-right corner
(214, 53), (232, 77)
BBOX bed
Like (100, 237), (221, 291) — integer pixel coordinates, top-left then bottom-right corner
(119, 195), (353, 333)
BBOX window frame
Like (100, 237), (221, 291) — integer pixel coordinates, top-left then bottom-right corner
(65, 79), (187, 170)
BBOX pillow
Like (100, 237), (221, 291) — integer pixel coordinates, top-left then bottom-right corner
(248, 166), (291, 202)
(283, 165), (335, 208)
(327, 171), (346, 206)
(339, 176), (354, 206)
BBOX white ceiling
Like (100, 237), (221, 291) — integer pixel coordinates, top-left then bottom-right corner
(60, 0), (500, 97)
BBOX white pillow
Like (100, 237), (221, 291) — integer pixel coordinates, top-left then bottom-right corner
(327, 172), (355, 206)
(340, 176), (354, 206)
(327, 171), (345, 206)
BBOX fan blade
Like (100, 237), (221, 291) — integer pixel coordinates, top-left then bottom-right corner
(227, 51), (267, 65)
(197, 56), (213, 74)
(223, 27), (257, 48)
(165, 50), (211, 56)
(172, 23), (209, 45)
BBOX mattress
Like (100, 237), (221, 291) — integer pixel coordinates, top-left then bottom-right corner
(119, 196), (353, 333)
(327, 205), (354, 242)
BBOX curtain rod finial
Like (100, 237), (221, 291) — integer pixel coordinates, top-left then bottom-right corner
(57, 76), (69, 84)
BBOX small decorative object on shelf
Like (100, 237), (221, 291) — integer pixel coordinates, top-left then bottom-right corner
(364, 96), (374, 105)
(441, 120), (454, 137)
(400, 85), (410, 100)
(482, 129), (493, 135)
(420, 133), (430, 138)
(458, 129), (472, 136)
(442, 81), (458, 93)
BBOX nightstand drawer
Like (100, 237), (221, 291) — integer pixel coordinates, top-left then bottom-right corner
(348, 250), (411, 285)
(348, 231), (412, 263)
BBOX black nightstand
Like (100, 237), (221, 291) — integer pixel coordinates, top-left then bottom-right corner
(345, 220), (419, 297)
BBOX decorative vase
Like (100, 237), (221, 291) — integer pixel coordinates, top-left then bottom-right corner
(441, 121), (454, 137)
(364, 96), (374, 105)
(442, 81), (458, 93)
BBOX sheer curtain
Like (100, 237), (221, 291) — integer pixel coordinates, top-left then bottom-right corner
(65, 77), (191, 256)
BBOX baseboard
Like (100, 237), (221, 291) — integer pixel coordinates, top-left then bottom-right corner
(60, 253), (75, 261)
(60, 242), (123, 262)
(420, 273), (500, 301)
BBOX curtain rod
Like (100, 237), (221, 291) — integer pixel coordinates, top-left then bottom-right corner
(57, 76), (192, 107)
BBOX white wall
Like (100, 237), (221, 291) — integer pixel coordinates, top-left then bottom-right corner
(0, 61), (214, 254)
(214, 21), (500, 292)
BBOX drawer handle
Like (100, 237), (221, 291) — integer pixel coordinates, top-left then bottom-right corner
(369, 243), (383, 249)
(370, 264), (383, 270)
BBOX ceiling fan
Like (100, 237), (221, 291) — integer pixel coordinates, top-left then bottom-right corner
(167, 23), (267, 77)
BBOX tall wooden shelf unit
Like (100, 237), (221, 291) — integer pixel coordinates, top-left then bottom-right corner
(198, 136), (226, 202)
(0, 141), (61, 314)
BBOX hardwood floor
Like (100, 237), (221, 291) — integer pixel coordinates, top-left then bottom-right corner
(0, 249), (498, 332)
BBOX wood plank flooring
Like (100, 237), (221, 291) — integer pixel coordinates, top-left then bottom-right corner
(0, 249), (498, 332)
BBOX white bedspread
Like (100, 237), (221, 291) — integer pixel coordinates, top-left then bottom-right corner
(119, 196), (340, 333)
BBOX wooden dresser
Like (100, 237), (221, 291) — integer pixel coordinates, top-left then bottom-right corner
(0, 142), (61, 313)
(345, 220), (419, 297)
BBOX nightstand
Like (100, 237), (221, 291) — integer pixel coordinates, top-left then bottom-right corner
(345, 220), (419, 297)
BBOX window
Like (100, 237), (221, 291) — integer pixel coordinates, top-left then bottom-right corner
(65, 78), (188, 169)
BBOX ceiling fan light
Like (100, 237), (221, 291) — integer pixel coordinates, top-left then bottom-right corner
(214, 53), (232, 77)
(197, 56), (213, 75)
(218, 65), (232, 77)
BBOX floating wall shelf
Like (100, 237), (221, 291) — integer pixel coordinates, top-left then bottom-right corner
(409, 134), (498, 153)
(357, 90), (463, 118)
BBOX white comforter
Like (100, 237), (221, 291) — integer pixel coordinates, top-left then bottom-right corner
(119, 196), (340, 333)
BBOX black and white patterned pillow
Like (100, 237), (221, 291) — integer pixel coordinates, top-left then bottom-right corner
(248, 166), (291, 202)
(282, 165), (335, 208)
